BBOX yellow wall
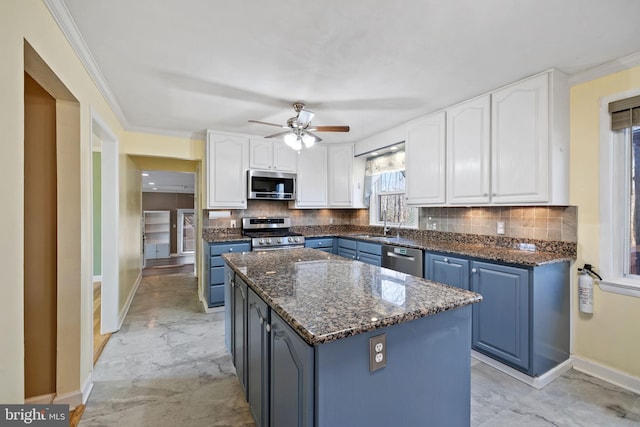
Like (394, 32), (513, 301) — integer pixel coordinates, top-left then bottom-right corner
(0, 0), (127, 403)
(571, 65), (640, 377)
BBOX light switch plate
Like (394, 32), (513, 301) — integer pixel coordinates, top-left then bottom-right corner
(369, 334), (386, 372)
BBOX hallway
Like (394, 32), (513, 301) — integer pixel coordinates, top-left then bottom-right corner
(80, 273), (253, 426)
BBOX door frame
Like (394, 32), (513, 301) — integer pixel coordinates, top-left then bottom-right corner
(90, 108), (119, 334)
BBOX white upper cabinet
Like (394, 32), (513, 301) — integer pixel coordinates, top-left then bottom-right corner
(490, 71), (569, 204)
(249, 139), (296, 172)
(328, 144), (354, 207)
(447, 95), (491, 204)
(294, 145), (328, 208)
(206, 131), (249, 209)
(405, 111), (446, 205)
(491, 73), (550, 203)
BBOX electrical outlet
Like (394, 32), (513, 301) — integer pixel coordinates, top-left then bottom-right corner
(230, 219), (236, 228)
(329, 217), (333, 224)
(369, 334), (386, 372)
(496, 221), (505, 235)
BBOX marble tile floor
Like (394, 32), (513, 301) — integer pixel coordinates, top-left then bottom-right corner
(81, 272), (640, 427)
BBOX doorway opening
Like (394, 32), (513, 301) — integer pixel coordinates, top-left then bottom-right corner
(141, 170), (196, 276)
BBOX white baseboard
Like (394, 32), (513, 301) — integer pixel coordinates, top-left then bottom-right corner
(25, 393), (55, 405)
(52, 389), (82, 410)
(118, 272), (142, 329)
(81, 373), (94, 405)
(471, 350), (573, 389)
(572, 355), (640, 395)
(93, 275), (102, 283)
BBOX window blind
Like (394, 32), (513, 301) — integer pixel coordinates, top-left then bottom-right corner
(609, 94), (640, 130)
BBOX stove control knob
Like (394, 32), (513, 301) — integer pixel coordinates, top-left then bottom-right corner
(259, 239), (265, 245)
(288, 237), (293, 242)
(294, 237), (300, 243)
(277, 238), (283, 243)
(265, 238), (271, 244)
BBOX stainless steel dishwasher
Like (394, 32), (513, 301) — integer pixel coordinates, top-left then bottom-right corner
(381, 244), (424, 277)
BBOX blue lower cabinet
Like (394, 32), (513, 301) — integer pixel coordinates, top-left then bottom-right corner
(337, 238), (381, 266)
(305, 237), (335, 254)
(248, 289), (270, 427)
(471, 261), (530, 372)
(425, 253), (470, 290)
(206, 241), (250, 307)
(270, 311), (314, 427)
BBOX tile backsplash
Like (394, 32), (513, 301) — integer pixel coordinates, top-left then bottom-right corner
(420, 206), (577, 242)
(205, 201), (577, 243)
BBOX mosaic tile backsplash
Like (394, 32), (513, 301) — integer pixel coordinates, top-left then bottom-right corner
(204, 201), (577, 243)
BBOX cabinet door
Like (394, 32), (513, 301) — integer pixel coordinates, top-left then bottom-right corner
(405, 111), (446, 205)
(328, 144), (354, 207)
(207, 131), (249, 208)
(249, 139), (273, 170)
(426, 254), (470, 290)
(491, 74), (549, 203)
(224, 265), (234, 353)
(447, 95), (491, 204)
(358, 252), (381, 266)
(471, 261), (530, 372)
(272, 141), (297, 172)
(248, 289), (270, 427)
(295, 145), (328, 207)
(270, 311), (314, 427)
(233, 276), (248, 398)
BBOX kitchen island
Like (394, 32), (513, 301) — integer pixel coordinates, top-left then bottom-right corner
(223, 248), (482, 427)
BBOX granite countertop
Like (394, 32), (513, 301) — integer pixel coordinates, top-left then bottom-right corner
(222, 248), (482, 346)
(203, 227), (574, 266)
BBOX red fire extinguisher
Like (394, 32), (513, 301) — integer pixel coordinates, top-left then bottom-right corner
(578, 264), (602, 314)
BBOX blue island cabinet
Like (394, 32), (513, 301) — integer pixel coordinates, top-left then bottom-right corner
(206, 241), (250, 307)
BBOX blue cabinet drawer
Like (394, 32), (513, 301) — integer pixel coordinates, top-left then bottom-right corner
(210, 242), (251, 257)
(209, 284), (224, 306)
(305, 238), (334, 249)
(338, 247), (357, 260)
(211, 256), (225, 267)
(210, 266), (225, 285)
(337, 238), (357, 250)
(357, 241), (382, 256)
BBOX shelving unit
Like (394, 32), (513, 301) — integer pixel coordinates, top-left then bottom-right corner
(144, 210), (170, 259)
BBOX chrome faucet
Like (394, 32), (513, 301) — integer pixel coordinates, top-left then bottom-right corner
(383, 212), (391, 236)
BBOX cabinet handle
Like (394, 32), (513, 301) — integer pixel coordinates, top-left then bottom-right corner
(259, 316), (263, 325)
(472, 268), (478, 274)
(482, 193), (488, 197)
(266, 324), (271, 332)
(231, 280), (235, 288)
(443, 257), (449, 263)
(229, 248), (233, 252)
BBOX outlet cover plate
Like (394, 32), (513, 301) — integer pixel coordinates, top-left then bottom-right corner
(369, 334), (386, 372)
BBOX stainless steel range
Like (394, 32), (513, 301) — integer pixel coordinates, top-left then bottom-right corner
(242, 217), (305, 251)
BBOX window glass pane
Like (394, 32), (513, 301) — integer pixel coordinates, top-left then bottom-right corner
(378, 193), (416, 225)
(629, 126), (640, 275)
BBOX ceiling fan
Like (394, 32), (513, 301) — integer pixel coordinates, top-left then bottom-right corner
(248, 102), (350, 150)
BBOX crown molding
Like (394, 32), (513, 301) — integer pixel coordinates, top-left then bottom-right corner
(569, 51), (640, 86)
(43, 0), (129, 128)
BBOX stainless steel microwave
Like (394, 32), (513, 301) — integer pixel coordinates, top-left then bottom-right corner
(247, 170), (296, 200)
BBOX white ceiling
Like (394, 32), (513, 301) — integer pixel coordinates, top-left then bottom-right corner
(142, 171), (195, 193)
(57, 0), (640, 144)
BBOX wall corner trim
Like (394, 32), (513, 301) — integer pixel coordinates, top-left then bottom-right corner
(81, 373), (94, 405)
(572, 355), (640, 395)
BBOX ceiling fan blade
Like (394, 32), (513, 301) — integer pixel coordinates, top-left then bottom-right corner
(264, 131), (292, 139)
(307, 125), (350, 132)
(248, 119), (287, 128)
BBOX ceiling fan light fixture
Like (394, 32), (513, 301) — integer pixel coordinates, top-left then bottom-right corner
(297, 109), (315, 126)
(284, 132), (297, 147)
(302, 133), (315, 148)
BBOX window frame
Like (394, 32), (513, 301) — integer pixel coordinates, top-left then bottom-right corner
(369, 190), (419, 229)
(599, 89), (640, 297)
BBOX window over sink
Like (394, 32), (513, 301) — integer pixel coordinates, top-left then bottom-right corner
(365, 149), (418, 228)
